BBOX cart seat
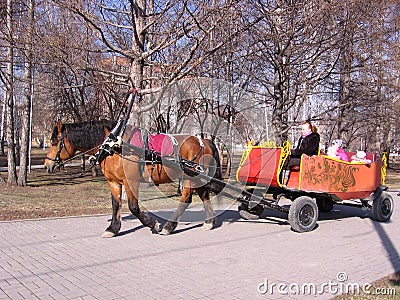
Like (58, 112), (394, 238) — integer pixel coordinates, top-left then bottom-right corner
(291, 165), (300, 172)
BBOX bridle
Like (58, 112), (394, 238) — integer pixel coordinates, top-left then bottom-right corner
(45, 131), (71, 167)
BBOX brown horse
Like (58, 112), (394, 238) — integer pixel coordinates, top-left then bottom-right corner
(44, 120), (222, 237)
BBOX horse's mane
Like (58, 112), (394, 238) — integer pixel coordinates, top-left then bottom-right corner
(53, 120), (117, 149)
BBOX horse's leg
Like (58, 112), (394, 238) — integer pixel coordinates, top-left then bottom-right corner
(91, 166), (98, 177)
(197, 187), (216, 230)
(102, 182), (123, 238)
(124, 180), (160, 233)
(81, 154), (85, 172)
(160, 183), (193, 235)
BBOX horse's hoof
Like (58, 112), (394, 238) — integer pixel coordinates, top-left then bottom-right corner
(101, 231), (116, 238)
(159, 228), (172, 235)
(202, 222), (214, 230)
(152, 221), (161, 233)
(154, 221), (160, 232)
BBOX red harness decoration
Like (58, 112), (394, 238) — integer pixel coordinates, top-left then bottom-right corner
(129, 128), (175, 156)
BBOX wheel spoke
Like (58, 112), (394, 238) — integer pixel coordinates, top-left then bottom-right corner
(299, 205), (313, 226)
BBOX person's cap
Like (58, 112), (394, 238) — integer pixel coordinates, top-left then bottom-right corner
(332, 139), (343, 147)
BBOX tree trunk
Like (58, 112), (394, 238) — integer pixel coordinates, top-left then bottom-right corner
(17, 0), (35, 186)
(272, 60), (289, 145)
(270, 3), (290, 145)
(17, 80), (32, 185)
(127, 0), (147, 127)
(337, 38), (352, 146)
(0, 93), (6, 156)
(6, 0), (17, 185)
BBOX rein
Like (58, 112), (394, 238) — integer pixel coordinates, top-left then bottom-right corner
(59, 145), (102, 167)
(46, 131), (101, 168)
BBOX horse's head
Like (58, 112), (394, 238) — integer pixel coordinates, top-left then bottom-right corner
(44, 121), (76, 172)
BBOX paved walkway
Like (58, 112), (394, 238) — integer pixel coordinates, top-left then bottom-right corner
(0, 193), (399, 299)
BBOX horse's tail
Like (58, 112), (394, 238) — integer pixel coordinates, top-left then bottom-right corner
(206, 139), (224, 194)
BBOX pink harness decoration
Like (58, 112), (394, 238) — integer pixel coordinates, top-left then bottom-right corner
(129, 127), (176, 157)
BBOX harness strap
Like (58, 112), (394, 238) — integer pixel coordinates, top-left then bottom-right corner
(139, 129), (148, 177)
(189, 136), (204, 162)
(168, 135), (179, 163)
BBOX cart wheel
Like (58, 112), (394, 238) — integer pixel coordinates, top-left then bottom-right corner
(289, 196), (318, 233)
(238, 203), (264, 220)
(316, 198), (334, 212)
(372, 192), (393, 222)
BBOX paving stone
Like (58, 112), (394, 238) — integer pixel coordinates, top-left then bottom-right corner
(0, 193), (399, 299)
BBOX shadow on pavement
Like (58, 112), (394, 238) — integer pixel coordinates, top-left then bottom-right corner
(115, 198), (393, 236)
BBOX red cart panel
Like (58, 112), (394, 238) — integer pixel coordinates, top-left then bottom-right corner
(237, 144), (288, 187)
(299, 155), (383, 200)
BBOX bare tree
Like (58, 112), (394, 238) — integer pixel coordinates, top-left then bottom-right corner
(17, 0), (34, 186)
(5, 0), (18, 185)
(50, 1), (262, 120)
(1, 0), (399, 186)
(330, 0), (400, 153)
(32, 1), (109, 122)
(249, 0), (340, 144)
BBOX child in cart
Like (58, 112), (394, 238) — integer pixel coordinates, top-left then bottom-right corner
(326, 139), (349, 162)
